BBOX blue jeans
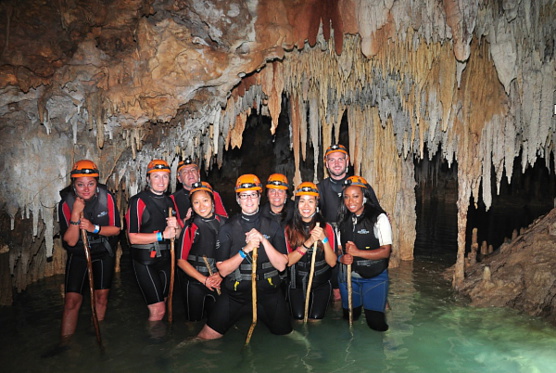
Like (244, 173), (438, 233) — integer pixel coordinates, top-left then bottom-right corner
(339, 269), (388, 312)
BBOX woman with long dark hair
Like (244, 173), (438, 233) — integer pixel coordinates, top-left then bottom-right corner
(285, 182), (336, 321)
(337, 176), (392, 331)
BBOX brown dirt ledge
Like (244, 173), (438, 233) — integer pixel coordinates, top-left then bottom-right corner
(448, 208), (556, 325)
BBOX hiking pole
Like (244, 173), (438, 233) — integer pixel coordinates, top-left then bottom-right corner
(245, 245), (258, 346)
(347, 263), (353, 327)
(80, 215), (103, 350)
(303, 223), (320, 323)
(168, 208), (175, 324)
(202, 255), (221, 295)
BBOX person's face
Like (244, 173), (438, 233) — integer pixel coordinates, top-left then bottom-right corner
(178, 165), (200, 190)
(343, 185), (364, 216)
(73, 176), (98, 201)
(237, 191), (260, 214)
(149, 171), (170, 194)
(267, 188), (287, 210)
(325, 151), (349, 180)
(191, 190), (213, 218)
(298, 195), (318, 222)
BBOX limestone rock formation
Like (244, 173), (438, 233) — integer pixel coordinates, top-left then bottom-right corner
(457, 208), (556, 325)
(0, 0), (554, 307)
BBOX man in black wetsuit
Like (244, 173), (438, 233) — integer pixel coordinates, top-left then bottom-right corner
(317, 144), (351, 301)
(197, 174), (291, 340)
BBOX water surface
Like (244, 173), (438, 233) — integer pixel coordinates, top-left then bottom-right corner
(1, 258), (555, 373)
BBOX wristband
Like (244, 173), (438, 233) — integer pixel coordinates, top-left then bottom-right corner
(296, 247), (307, 256)
(302, 243), (310, 250)
(322, 237), (329, 244)
(337, 254), (343, 262)
(239, 248), (247, 259)
(93, 225), (100, 234)
(157, 232), (163, 242)
(70, 220), (79, 226)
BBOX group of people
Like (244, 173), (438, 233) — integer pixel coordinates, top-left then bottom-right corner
(58, 144), (393, 343)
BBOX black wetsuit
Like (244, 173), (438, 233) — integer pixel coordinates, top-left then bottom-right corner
(206, 211), (292, 335)
(59, 185), (120, 294)
(286, 223), (336, 320)
(178, 213), (226, 321)
(126, 190), (176, 305)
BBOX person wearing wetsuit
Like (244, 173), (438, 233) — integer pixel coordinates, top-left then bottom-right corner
(58, 160), (121, 341)
(317, 144), (350, 301)
(177, 182), (226, 321)
(285, 182), (337, 321)
(260, 173), (294, 229)
(338, 176), (392, 331)
(197, 174), (291, 340)
(171, 156), (227, 225)
(126, 159), (181, 329)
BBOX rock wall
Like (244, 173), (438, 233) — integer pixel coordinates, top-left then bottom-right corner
(0, 0), (554, 303)
(457, 208), (556, 325)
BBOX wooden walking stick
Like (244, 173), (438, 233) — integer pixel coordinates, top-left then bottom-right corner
(202, 255), (221, 295)
(80, 217), (103, 350)
(303, 223), (320, 323)
(168, 208), (175, 323)
(347, 263), (353, 327)
(245, 245), (258, 346)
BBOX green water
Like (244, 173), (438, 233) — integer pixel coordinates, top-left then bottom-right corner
(2, 259), (555, 373)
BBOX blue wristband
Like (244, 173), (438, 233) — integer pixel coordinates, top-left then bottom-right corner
(157, 232), (163, 242)
(239, 248), (247, 259)
(93, 225), (100, 234)
(337, 254), (343, 262)
(322, 237), (329, 244)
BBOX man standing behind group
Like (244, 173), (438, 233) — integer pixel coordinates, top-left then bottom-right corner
(171, 156), (228, 225)
(317, 144), (351, 301)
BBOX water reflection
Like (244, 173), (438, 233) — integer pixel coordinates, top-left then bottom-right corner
(1, 257), (555, 373)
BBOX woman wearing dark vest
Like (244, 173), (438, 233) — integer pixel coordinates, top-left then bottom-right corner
(260, 173), (294, 229)
(58, 160), (121, 341)
(126, 159), (181, 329)
(338, 176), (392, 331)
(285, 182), (336, 321)
(197, 174), (291, 340)
(177, 181), (226, 321)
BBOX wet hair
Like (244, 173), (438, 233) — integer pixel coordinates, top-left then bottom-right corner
(338, 184), (386, 227)
(285, 195), (326, 250)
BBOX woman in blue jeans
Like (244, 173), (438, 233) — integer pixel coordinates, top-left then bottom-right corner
(337, 176), (392, 331)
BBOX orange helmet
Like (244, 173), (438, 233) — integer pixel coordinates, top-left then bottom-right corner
(344, 175), (370, 189)
(324, 144), (348, 159)
(266, 173), (289, 190)
(177, 156), (198, 173)
(147, 159), (171, 174)
(294, 182), (319, 197)
(190, 181), (214, 196)
(70, 160), (99, 178)
(235, 174), (262, 193)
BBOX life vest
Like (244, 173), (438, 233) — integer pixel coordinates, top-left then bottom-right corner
(317, 177), (347, 225)
(289, 245), (331, 290)
(339, 211), (389, 278)
(63, 184), (117, 256)
(130, 190), (175, 256)
(223, 214), (281, 293)
(185, 214), (226, 275)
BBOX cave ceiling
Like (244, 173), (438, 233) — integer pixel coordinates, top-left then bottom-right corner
(0, 0), (554, 291)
